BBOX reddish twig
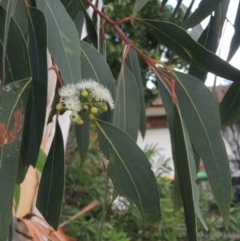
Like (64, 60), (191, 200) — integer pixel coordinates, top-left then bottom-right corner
(85, 0), (176, 102)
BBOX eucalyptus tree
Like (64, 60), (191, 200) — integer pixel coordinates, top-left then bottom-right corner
(1, 0), (240, 240)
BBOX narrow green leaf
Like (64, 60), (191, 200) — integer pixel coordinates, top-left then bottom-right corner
(0, 78), (31, 241)
(26, 6), (48, 167)
(133, 0), (150, 16)
(36, 0), (81, 84)
(220, 83), (240, 127)
(174, 71), (231, 227)
(173, 106), (199, 241)
(125, 48), (146, 138)
(155, 71), (183, 212)
(227, 2), (240, 61)
(12, 0), (29, 36)
(141, 19), (240, 82)
(188, 12), (220, 82)
(181, 0), (224, 29)
(75, 112), (90, 165)
(78, 0), (98, 48)
(80, 40), (116, 100)
(17, 92), (33, 184)
(36, 149), (47, 173)
(170, 0), (183, 22)
(96, 120), (161, 223)
(0, 7), (31, 85)
(113, 64), (139, 141)
(1, 0), (16, 87)
(160, 0), (168, 9)
(36, 121), (65, 230)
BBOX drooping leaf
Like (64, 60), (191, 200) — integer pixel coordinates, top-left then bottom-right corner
(141, 19), (240, 82)
(170, 0), (183, 22)
(78, 0), (98, 48)
(188, 12), (220, 82)
(220, 83), (240, 127)
(96, 120), (161, 223)
(36, 121), (65, 230)
(112, 64), (139, 141)
(227, 2), (240, 61)
(0, 78), (31, 241)
(16, 91), (33, 184)
(36, 0), (81, 84)
(75, 111), (90, 165)
(181, 0), (224, 29)
(125, 48), (146, 138)
(154, 70), (182, 212)
(160, 0), (168, 9)
(133, 0), (150, 17)
(0, 7), (31, 85)
(174, 71), (231, 227)
(0, 0), (16, 87)
(80, 40), (116, 99)
(26, 6), (48, 167)
(173, 105), (203, 241)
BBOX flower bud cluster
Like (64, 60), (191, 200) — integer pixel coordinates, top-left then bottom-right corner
(57, 79), (114, 125)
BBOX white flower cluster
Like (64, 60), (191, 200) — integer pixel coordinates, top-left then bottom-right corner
(57, 79), (114, 124)
(77, 79), (114, 110)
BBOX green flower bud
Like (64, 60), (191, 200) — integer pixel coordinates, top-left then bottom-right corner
(90, 106), (98, 114)
(88, 113), (95, 121)
(56, 103), (67, 111)
(81, 90), (89, 98)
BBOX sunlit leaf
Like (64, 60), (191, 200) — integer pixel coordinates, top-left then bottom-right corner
(36, 0), (81, 84)
(112, 64), (139, 141)
(181, 0), (223, 29)
(220, 83), (240, 127)
(141, 19), (240, 82)
(125, 48), (146, 138)
(37, 122), (65, 229)
(96, 120), (161, 223)
(0, 78), (31, 241)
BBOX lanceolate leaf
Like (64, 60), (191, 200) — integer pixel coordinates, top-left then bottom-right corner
(125, 48), (146, 138)
(227, 2), (240, 61)
(174, 71), (231, 227)
(1, 0), (16, 87)
(26, 6), (48, 167)
(113, 64), (139, 141)
(75, 111), (90, 165)
(220, 83), (240, 127)
(133, 0), (150, 16)
(0, 78), (31, 241)
(80, 40), (116, 100)
(0, 7), (31, 84)
(188, 13), (220, 82)
(141, 19), (240, 82)
(96, 120), (161, 223)
(173, 106), (201, 241)
(36, 0), (81, 84)
(154, 71), (182, 212)
(36, 121), (65, 230)
(181, 0), (224, 29)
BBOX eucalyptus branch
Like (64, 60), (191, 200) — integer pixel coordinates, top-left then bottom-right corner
(85, 0), (176, 101)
